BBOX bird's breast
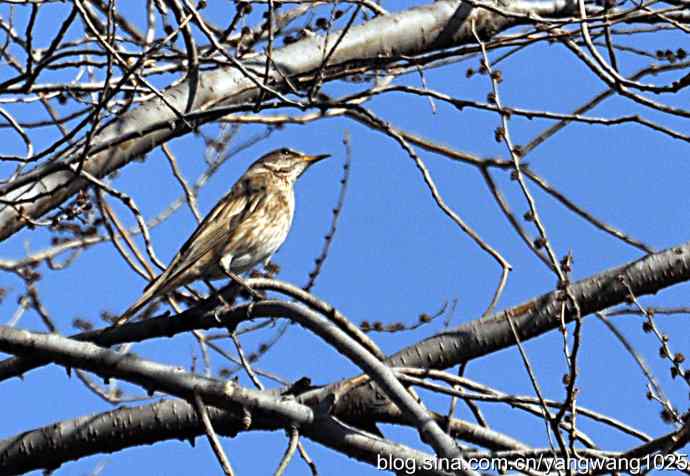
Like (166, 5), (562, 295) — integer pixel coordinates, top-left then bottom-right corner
(216, 185), (295, 274)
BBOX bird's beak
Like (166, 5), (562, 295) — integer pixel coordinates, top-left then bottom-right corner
(303, 153), (331, 164)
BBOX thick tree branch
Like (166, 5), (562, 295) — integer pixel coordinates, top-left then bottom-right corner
(0, 398), (455, 476)
(334, 240), (690, 420)
(0, 299), (471, 472)
(0, 0), (578, 242)
(0, 326), (314, 426)
(0, 241), (688, 472)
(1, 242), (688, 419)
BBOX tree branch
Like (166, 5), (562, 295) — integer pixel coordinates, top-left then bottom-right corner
(0, 0), (578, 242)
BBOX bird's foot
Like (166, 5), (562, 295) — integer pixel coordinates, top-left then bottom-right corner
(213, 306), (224, 323)
(223, 270), (264, 301)
(212, 290), (236, 323)
(263, 260), (281, 277)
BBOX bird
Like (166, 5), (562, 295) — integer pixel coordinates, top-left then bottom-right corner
(116, 147), (331, 325)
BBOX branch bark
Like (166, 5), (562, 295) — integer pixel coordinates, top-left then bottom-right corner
(0, 326), (313, 424)
(0, 0), (576, 242)
(334, 240), (690, 421)
(0, 241), (687, 472)
(0, 398), (454, 476)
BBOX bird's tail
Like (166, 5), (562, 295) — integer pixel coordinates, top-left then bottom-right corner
(115, 276), (167, 326)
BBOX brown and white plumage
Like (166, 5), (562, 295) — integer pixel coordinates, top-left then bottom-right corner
(117, 148), (330, 325)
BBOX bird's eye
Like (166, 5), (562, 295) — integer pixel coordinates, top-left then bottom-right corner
(281, 148), (290, 156)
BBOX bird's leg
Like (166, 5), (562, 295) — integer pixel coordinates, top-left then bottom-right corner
(203, 280), (228, 323)
(262, 257), (280, 277)
(203, 280), (245, 323)
(165, 295), (183, 315)
(183, 285), (205, 303)
(220, 255), (265, 301)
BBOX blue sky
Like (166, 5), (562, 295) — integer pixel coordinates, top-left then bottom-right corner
(1, 1), (689, 475)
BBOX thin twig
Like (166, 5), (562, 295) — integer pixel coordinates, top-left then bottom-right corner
(273, 425), (300, 476)
(192, 392), (236, 476)
(303, 130), (352, 292)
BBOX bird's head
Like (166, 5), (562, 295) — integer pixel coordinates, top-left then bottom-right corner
(250, 147), (331, 182)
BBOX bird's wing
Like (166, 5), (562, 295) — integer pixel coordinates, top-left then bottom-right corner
(153, 175), (268, 293)
(117, 175), (269, 325)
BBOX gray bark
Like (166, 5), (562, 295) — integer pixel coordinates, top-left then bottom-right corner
(0, 240), (687, 473)
(0, 0), (576, 242)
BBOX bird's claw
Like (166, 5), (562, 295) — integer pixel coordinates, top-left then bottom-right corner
(213, 307), (223, 323)
(213, 300), (232, 323)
